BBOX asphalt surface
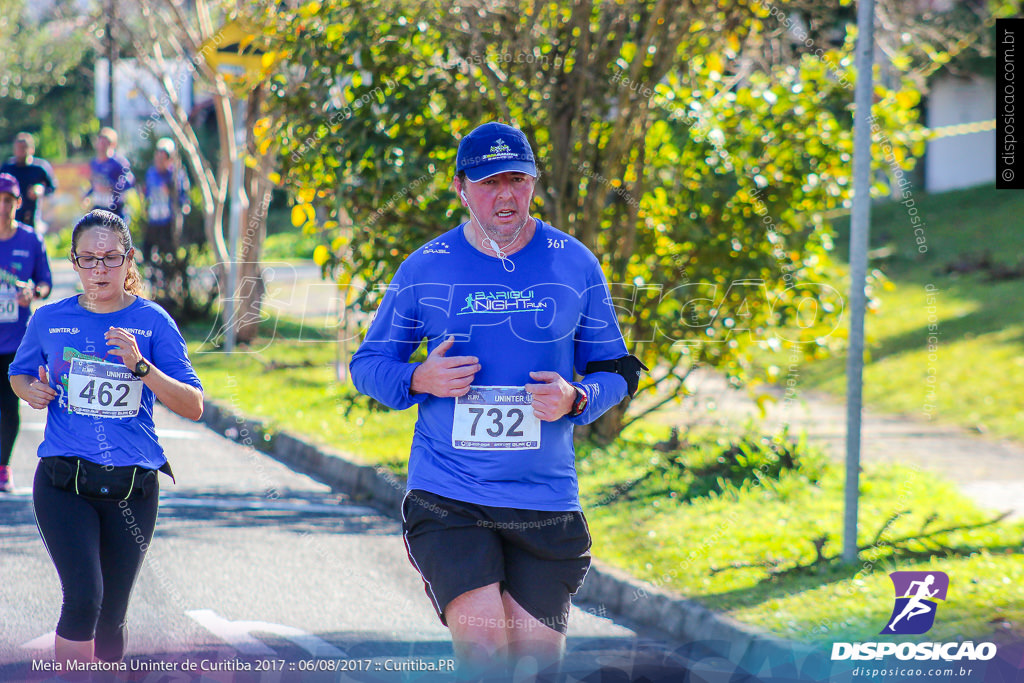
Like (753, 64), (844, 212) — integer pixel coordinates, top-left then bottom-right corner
(0, 400), (751, 682)
(0, 263), (727, 682)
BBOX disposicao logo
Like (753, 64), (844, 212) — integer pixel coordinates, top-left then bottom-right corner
(881, 570), (948, 635)
(831, 570), (997, 662)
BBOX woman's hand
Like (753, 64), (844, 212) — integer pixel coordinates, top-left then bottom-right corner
(103, 326), (204, 421)
(105, 326), (142, 369)
(17, 366), (57, 410)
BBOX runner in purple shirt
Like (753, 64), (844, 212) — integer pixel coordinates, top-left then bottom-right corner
(85, 128), (134, 218)
(0, 173), (52, 492)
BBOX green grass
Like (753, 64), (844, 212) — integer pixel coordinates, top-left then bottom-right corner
(183, 311), (1024, 644)
(262, 230), (320, 261)
(44, 227), (73, 256)
(581, 425), (1024, 643)
(184, 317), (415, 474)
(765, 184), (1024, 439)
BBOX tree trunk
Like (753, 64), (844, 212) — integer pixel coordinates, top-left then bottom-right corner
(575, 398), (630, 447)
(234, 172), (269, 344)
(235, 86), (271, 344)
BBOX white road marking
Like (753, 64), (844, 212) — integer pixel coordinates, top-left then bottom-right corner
(1, 491), (379, 516)
(159, 497), (380, 516)
(18, 422), (203, 440)
(186, 609), (347, 657)
(20, 631), (54, 651)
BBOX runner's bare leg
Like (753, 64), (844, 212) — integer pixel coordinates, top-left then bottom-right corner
(446, 582), (509, 677)
(55, 635), (94, 680)
(502, 589), (565, 680)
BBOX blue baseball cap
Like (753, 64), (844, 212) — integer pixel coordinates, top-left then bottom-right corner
(456, 122), (537, 182)
(0, 173), (19, 198)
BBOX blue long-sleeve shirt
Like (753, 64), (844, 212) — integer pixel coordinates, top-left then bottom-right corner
(350, 219), (628, 511)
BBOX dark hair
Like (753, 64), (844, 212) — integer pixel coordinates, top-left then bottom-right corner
(71, 210), (143, 295)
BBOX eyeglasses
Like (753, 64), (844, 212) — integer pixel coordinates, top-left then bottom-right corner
(73, 253), (128, 269)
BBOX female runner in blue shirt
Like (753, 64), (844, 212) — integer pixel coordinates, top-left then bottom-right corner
(9, 209), (203, 665)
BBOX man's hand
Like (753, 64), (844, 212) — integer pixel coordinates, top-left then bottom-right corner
(16, 284), (32, 307)
(525, 371), (576, 421)
(411, 336), (480, 398)
(27, 184), (44, 201)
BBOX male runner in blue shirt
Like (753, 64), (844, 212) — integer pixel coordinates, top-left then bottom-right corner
(0, 132), (58, 229)
(142, 138), (190, 264)
(350, 122), (645, 677)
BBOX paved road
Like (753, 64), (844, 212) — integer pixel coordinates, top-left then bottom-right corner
(0, 403), (733, 682)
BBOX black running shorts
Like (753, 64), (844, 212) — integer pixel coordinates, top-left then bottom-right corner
(401, 489), (592, 635)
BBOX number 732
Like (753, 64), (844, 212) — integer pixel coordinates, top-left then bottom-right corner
(467, 407), (525, 437)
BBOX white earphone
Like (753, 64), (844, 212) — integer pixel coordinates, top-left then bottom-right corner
(460, 186), (517, 272)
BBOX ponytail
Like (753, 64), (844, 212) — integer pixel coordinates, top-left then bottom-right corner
(124, 259), (143, 295)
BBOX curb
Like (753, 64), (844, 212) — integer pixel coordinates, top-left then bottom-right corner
(199, 399), (827, 675)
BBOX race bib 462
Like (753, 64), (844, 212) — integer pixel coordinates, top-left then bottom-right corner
(67, 358), (143, 418)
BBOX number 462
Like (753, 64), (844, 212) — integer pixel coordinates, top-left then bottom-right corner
(79, 379), (130, 407)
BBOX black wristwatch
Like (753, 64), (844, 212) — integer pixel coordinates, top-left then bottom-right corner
(567, 386), (588, 417)
(132, 359), (151, 378)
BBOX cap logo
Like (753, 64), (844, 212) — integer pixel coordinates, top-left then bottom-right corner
(484, 139), (515, 161)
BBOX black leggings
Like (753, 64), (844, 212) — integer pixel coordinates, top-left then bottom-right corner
(33, 461), (159, 662)
(0, 352), (21, 467)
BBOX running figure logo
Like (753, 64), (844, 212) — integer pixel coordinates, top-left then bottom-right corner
(881, 571), (949, 635)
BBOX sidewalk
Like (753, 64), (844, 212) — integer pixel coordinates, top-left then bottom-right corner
(644, 368), (1024, 519)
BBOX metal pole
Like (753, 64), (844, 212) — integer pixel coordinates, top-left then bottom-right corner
(224, 97), (246, 352)
(104, 0), (115, 128)
(844, 0), (876, 563)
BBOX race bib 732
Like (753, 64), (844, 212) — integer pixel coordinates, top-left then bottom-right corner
(452, 385), (541, 450)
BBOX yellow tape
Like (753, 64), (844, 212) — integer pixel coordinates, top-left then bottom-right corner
(924, 119), (996, 140)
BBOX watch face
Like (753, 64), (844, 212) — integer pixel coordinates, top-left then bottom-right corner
(135, 361), (151, 377)
(572, 389), (588, 416)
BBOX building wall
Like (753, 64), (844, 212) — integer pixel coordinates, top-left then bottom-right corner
(925, 74), (996, 193)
